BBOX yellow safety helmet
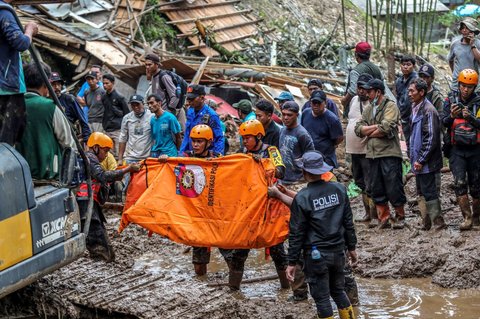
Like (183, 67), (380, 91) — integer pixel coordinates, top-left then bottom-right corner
(239, 119), (265, 137)
(190, 124), (213, 140)
(458, 69), (479, 85)
(87, 132), (113, 149)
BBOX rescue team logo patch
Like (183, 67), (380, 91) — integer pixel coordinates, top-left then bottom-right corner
(174, 164), (206, 198)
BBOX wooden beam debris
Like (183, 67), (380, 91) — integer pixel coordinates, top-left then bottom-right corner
(166, 9), (253, 25)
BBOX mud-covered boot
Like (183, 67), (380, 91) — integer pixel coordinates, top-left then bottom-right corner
(338, 305), (356, 319)
(392, 206), (406, 229)
(228, 270), (244, 290)
(471, 199), (480, 226)
(426, 199), (446, 231)
(317, 316), (334, 319)
(276, 269), (290, 289)
(376, 204), (391, 229)
(368, 197), (379, 228)
(458, 195), (473, 231)
(194, 264), (207, 276)
(355, 194), (372, 222)
(417, 196), (431, 230)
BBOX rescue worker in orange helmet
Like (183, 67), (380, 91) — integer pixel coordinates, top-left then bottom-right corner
(158, 124), (216, 275)
(441, 69), (480, 230)
(217, 119), (289, 291)
(77, 132), (140, 262)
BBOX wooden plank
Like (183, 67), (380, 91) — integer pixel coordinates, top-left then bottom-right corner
(187, 32), (257, 50)
(177, 19), (262, 38)
(160, 58), (197, 77)
(166, 9), (253, 25)
(190, 57), (209, 85)
(160, 0), (240, 12)
(85, 41), (127, 65)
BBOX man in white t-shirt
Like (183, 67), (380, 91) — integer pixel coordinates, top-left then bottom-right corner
(346, 73), (378, 227)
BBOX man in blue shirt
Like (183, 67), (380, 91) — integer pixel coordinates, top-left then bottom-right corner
(0, 0), (38, 145)
(301, 90), (344, 168)
(302, 79), (340, 117)
(147, 93), (181, 157)
(180, 85), (224, 155)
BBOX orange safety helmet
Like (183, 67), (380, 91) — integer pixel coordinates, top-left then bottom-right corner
(458, 69), (479, 85)
(190, 124), (213, 140)
(239, 119), (265, 137)
(87, 132), (113, 149)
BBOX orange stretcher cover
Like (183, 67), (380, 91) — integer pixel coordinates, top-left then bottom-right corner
(119, 154), (290, 249)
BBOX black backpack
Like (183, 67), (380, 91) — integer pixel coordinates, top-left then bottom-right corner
(158, 70), (188, 109)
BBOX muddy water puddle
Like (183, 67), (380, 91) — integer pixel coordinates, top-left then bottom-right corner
(134, 248), (480, 318)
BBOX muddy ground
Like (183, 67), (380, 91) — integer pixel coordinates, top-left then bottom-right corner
(2, 167), (480, 319)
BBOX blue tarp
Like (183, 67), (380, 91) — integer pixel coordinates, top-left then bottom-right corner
(454, 4), (480, 17)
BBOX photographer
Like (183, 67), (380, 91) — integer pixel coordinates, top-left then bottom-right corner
(448, 18), (480, 90)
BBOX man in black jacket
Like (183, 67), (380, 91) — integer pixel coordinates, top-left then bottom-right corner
(50, 72), (91, 142)
(285, 150), (357, 319)
(101, 74), (130, 157)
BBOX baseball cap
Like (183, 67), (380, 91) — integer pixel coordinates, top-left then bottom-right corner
(307, 79), (323, 88)
(129, 94), (144, 104)
(357, 73), (374, 88)
(295, 150), (333, 175)
(310, 90), (327, 103)
(50, 72), (63, 83)
(85, 71), (98, 79)
(280, 100), (300, 113)
(232, 99), (253, 113)
(145, 52), (160, 64)
(363, 79), (385, 91)
(418, 64), (434, 77)
(274, 91), (294, 101)
(186, 85), (206, 99)
(355, 41), (372, 55)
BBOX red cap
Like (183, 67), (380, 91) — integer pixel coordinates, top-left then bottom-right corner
(355, 41), (372, 54)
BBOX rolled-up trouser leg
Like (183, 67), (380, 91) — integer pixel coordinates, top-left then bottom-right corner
(219, 248), (249, 290)
(269, 242), (289, 288)
(192, 247), (210, 276)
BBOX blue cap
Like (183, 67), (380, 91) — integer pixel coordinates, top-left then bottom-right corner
(274, 91), (294, 101)
(295, 150), (333, 175)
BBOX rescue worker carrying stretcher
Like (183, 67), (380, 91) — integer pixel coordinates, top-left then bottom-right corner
(77, 132), (140, 262)
(218, 119), (290, 290)
(159, 124), (216, 276)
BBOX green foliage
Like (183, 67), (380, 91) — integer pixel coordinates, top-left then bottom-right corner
(429, 44), (449, 56)
(139, 0), (186, 48)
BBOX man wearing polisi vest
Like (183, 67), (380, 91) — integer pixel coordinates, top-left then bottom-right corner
(441, 69), (480, 231)
(180, 85), (225, 155)
(408, 78), (445, 231)
(341, 41), (383, 118)
(50, 72), (91, 142)
(286, 150), (357, 319)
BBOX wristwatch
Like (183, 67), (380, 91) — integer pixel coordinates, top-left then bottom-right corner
(472, 45), (477, 49)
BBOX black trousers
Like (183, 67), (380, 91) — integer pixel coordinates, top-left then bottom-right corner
(0, 94), (26, 146)
(369, 156), (406, 207)
(304, 251), (351, 317)
(351, 153), (371, 194)
(415, 172), (440, 201)
(218, 242), (287, 272)
(449, 149), (480, 198)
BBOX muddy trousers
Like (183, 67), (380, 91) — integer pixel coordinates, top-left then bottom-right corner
(0, 94), (26, 146)
(78, 200), (114, 261)
(449, 149), (480, 198)
(304, 251), (351, 318)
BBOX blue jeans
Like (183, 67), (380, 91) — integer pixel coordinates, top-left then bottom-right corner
(123, 159), (138, 192)
(303, 250), (351, 317)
